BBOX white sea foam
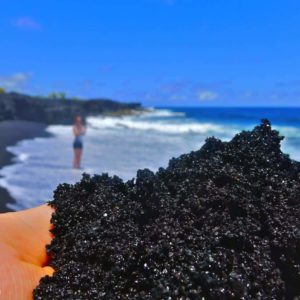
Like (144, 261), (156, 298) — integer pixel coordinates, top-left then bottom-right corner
(274, 125), (300, 138)
(18, 153), (29, 162)
(141, 109), (186, 118)
(46, 125), (73, 136)
(87, 116), (233, 135)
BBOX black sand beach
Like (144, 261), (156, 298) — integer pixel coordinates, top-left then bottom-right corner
(0, 121), (50, 213)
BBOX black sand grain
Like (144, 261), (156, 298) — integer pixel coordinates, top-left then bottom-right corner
(34, 120), (300, 299)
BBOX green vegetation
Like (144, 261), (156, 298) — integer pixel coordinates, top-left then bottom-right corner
(48, 92), (66, 100)
(0, 87), (6, 94)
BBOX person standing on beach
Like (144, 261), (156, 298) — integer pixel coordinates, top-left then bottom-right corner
(73, 116), (86, 169)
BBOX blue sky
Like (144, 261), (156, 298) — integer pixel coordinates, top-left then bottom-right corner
(1, 0), (300, 106)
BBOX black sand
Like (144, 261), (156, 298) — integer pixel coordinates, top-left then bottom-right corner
(0, 121), (50, 212)
(35, 120), (300, 299)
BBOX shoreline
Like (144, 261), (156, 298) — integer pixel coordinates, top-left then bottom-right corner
(0, 121), (51, 213)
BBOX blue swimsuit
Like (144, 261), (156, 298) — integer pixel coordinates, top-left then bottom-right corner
(73, 135), (83, 149)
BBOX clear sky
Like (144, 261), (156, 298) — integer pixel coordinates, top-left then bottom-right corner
(1, 0), (300, 106)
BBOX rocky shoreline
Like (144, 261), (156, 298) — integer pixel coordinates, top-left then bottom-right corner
(0, 92), (142, 125)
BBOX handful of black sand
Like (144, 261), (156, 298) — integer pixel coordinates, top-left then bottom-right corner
(34, 120), (300, 299)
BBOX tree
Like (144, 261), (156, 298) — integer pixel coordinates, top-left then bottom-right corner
(0, 87), (6, 94)
(48, 92), (58, 99)
(58, 92), (66, 100)
(48, 92), (66, 100)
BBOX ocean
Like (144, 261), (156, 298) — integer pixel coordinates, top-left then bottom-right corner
(1, 107), (300, 211)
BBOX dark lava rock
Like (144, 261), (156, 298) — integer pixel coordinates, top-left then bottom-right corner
(34, 120), (300, 299)
(0, 92), (141, 124)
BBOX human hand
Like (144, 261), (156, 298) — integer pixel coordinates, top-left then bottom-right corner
(0, 205), (54, 300)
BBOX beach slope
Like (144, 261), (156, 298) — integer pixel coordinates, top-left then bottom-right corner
(0, 121), (50, 212)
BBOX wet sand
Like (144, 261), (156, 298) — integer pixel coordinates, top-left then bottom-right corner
(0, 121), (51, 213)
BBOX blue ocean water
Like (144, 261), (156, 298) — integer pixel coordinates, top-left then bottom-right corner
(170, 107), (300, 127)
(0, 107), (299, 210)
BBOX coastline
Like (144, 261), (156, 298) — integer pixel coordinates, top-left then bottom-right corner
(0, 121), (51, 213)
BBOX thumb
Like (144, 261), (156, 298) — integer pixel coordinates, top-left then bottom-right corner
(0, 205), (54, 300)
(0, 243), (53, 300)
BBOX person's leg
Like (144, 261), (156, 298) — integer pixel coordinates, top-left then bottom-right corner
(73, 149), (78, 168)
(74, 149), (81, 168)
(77, 149), (83, 168)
